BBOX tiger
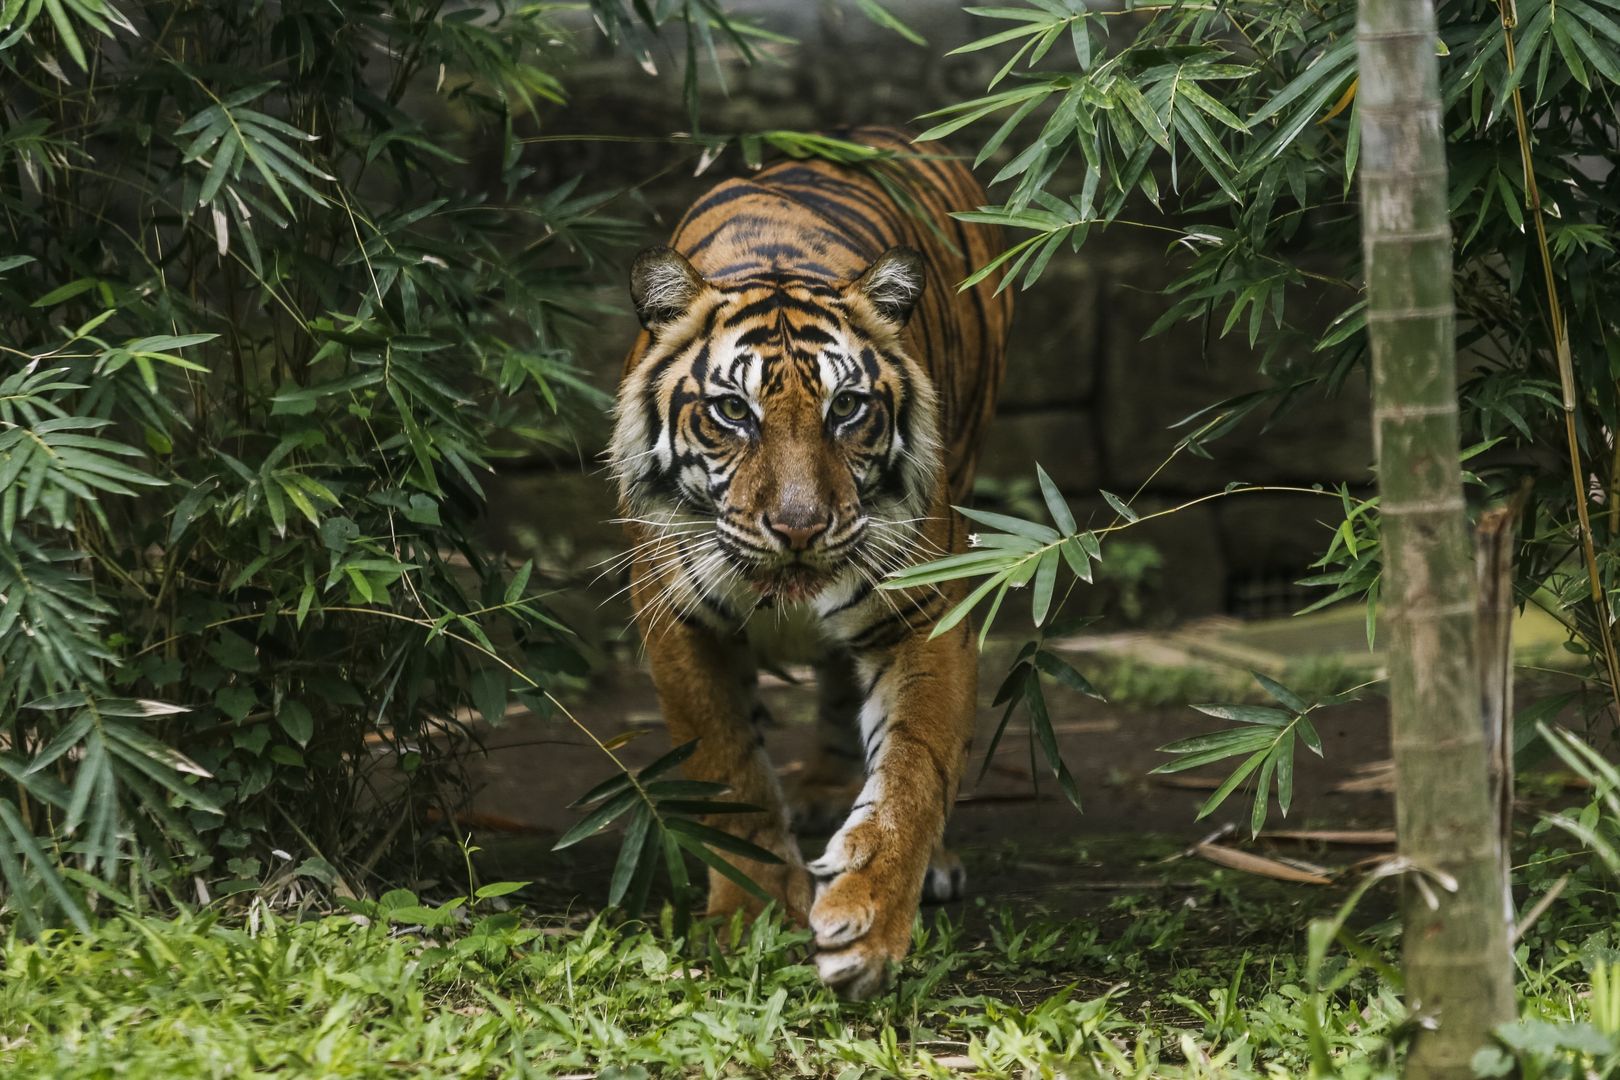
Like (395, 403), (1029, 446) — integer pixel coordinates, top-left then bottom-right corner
(607, 126), (1013, 998)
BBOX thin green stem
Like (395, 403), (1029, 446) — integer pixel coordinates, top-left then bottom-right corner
(1494, 0), (1620, 722)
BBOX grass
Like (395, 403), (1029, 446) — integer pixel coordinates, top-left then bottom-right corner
(0, 895), (1376, 1079)
(1079, 654), (1362, 710)
(0, 853), (1431, 1080)
(1, 835), (1615, 1077)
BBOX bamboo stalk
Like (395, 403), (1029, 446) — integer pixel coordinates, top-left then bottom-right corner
(1355, 1), (1517, 1075)
(1494, 0), (1620, 719)
(1474, 503), (1519, 935)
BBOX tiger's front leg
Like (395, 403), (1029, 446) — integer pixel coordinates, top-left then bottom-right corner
(634, 578), (813, 923)
(807, 620), (976, 998)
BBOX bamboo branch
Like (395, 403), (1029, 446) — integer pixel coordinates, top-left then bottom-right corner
(1494, 0), (1620, 721)
(1474, 501), (1521, 937)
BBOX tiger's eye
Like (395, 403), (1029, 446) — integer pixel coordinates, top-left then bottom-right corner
(830, 392), (862, 420)
(715, 395), (750, 422)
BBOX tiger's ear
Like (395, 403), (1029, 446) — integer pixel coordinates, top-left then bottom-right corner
(630, 246), (707, 332)
(851, 246), (925, 327)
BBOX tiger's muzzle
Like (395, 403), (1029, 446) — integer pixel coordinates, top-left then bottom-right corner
(730, 508), (869, 603)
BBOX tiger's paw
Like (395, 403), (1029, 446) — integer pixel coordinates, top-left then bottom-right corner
(808, 873), (913, 1000)
(922, 848), (966, 904)
(806, 820), (917, 1000)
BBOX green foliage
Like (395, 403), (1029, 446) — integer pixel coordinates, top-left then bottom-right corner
(0, 0), (964, 930)
(883, 465), (1108, 640)
(554, 738), (785, 928)
(3, 795), (1615, 1078)
(0, 884), (1412, 1078)
(901, 0), (1620, 845)
(1484, 735), (1620, 1078)
(1153, 672), (1332, 837)
(0, 0), (668, 926)
(886, 461), (1354, 826)
(583, 0), (924, 131)
(1538, 723), (1620, 877)
(882, 465), (1110, 809)
(587, 0), (788, 131)
(924, 0), (1620, 709)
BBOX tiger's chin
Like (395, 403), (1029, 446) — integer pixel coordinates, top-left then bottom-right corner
(746, 564), (837, 605)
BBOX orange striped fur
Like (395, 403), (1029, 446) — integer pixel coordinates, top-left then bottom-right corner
(607, 127), (1011, 998)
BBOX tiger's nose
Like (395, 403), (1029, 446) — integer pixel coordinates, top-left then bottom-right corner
(765, 512), (830, 551)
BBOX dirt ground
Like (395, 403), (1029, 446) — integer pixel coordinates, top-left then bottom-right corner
(464, 636), (1396, 922)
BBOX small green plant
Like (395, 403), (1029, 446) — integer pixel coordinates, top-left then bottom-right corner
(1153, 672), (1335, 836)
(1458, 727), (1620, 1077)
(553, 738), (783, 929)
(1538, 723), (1620, 876)
(883, 462), (1349, 822)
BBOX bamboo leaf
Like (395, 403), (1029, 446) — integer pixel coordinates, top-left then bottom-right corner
(955, 504), (1062, 542)
(1036, 463), (1076, 534)
(929, 569), (1010, 640)
(1276, 729), (1296, 816)
(0, 828), (43, 938)
(1034, 650), (1103, 700)
(665, 817), (783, 864)
(1250, 752), (1277, 836)
(0, 799), (90, 932)
(1030, 547), (1059, 626)
(1058, 536), (1092, 583)
(1153, 731), (1277, 773)
(552, 788), (639, 850)
(643, 780), (730, 798)
(670, 829), (774, 905)
(1196, 748), (1267, 821)
(654, 799), (763, 816)
(607, 804), (653, 907)
(1024, 676), (1081, 810)
(638, 739), (700, 781)
(1100, 491), (1139, 522)
(1189, 703), (1292, 726)
(1252, 671), (1309, 713)
(852, 0), (925, 45)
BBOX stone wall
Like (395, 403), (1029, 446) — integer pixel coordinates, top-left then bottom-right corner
(487, 1), (1372, 627)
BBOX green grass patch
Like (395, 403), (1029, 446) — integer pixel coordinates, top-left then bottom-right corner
(2, 850), (1614, 1078)
(0, 879), (1399, 1079)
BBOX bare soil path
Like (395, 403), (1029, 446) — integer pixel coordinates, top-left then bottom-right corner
(465, 638), (1396, 924)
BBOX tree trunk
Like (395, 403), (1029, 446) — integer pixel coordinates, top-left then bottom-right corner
(1355, 1), (1517, 1076)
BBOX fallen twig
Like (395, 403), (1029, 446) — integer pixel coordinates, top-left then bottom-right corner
(1260, 828), (1396, 845)
(1193, 843), (1333, 885)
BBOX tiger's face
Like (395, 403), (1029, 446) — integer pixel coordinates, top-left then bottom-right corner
(609, 246), (942, 609)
